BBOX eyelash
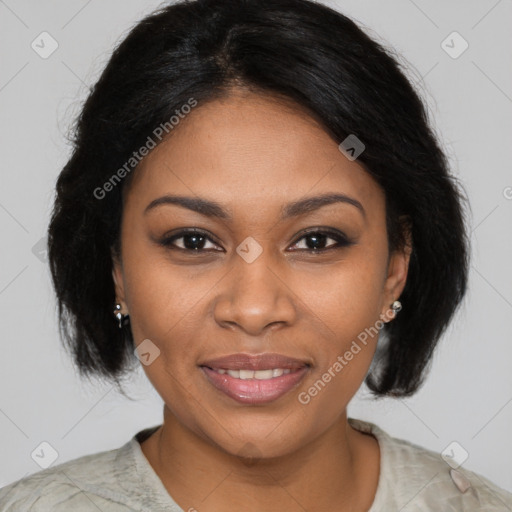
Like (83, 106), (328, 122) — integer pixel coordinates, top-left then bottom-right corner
(159, 227), (354, 254)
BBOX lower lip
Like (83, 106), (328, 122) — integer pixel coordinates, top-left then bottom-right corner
(200, 366), (309, 405)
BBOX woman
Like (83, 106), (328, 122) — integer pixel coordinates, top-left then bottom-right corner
(1, 0), (510, 510)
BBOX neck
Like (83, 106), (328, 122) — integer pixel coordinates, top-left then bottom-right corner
(140, 406), (379, 512)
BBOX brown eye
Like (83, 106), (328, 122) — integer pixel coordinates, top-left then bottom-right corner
(289, 229), (354, 253)
(160, 229), (222, 252)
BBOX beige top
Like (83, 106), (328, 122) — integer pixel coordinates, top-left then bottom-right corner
(1, 417), (511, 511)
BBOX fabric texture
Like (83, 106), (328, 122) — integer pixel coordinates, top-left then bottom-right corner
(1, 417), (511, 511)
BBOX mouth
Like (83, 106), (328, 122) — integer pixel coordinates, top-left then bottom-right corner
(199, 353), (310, 405)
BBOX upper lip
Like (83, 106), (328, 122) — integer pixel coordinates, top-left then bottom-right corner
(200, 353), (310, 371)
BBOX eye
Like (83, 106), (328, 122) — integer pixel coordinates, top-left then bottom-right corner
(288, 229), (354, 253)
(159, 229), (222, 252)
(158, 227), (354, 254)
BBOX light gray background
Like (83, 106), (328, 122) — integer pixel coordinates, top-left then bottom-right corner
(1, 0), (511, 495)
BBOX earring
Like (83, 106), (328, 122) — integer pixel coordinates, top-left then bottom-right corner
(114, 303), (129, 328)
(391, 300), (402, 316)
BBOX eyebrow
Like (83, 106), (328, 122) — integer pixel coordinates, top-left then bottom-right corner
(144, 192), (366, 220)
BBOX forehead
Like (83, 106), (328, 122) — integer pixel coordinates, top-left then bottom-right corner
(124, 91), (385, 221)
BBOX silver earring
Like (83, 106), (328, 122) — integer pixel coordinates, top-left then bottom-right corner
(114, 303), (129, 328)
(391, 300), (402, 316)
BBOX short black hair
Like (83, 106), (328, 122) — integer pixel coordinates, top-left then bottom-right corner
(48, 0), (469, 397)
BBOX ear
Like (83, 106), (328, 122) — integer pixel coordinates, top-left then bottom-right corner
(380, 222), (412, 319)
(111, 248), (127, 310)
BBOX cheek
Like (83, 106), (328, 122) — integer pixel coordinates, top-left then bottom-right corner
(121, 251), (204, 412)
(121, 239), (202, 341)
(296, 275), (383, 429)
(120, 239), (223, 400)
(292, 247), (387, 402)
(301, 252), (387, 342)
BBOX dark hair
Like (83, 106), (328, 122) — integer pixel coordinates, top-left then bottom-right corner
(48, 0), (469, 397)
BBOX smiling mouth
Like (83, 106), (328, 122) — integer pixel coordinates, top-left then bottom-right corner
(205, 367), (299, 379)
(200, 366), (309, 404)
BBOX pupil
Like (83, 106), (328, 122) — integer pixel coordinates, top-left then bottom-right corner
(306, 233), (326, 250)
(184, 234), (205, 250)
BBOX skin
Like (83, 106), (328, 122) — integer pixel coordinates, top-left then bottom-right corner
(112, 89), (411, 512)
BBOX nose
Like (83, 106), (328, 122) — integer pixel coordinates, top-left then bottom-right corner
(213, 249), (297, 336)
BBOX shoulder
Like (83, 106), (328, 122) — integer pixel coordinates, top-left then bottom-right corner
(385, 434), (512, 511)
(0, 441), (134, 511)
(349, 417), (512, 511)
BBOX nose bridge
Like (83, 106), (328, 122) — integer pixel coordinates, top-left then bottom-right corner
(213, 241), (296, 334)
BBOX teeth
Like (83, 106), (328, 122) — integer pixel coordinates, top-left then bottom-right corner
(254, 369), (273, 380)
(239, 370), (254, 380)
(213, 368), (294, 380)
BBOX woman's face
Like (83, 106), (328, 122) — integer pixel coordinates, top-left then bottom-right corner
(113, 90), (409, 458)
